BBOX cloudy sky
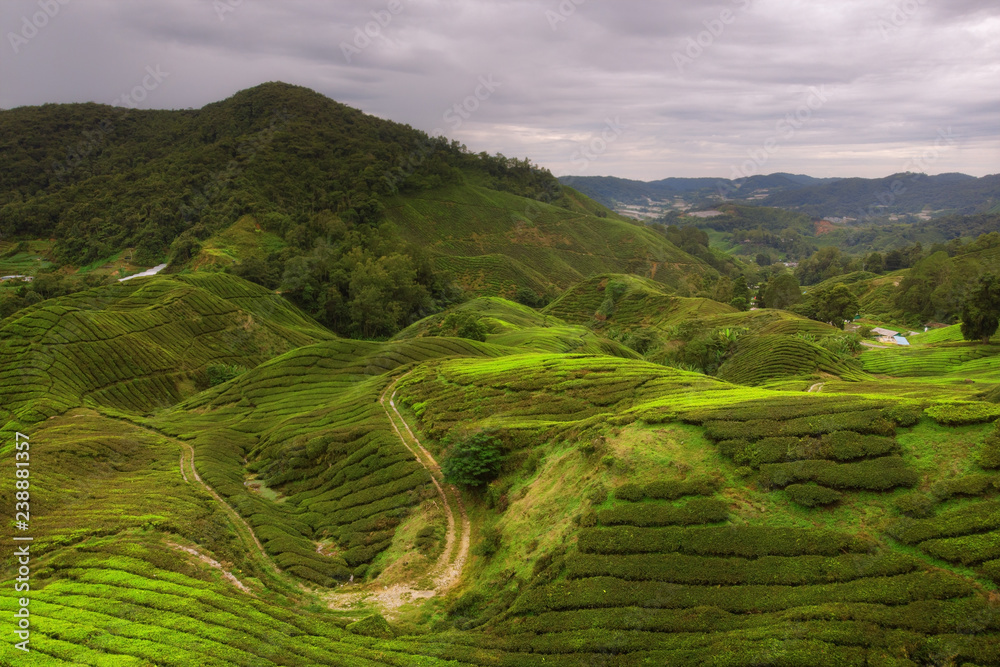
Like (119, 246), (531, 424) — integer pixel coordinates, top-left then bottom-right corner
(2, 0), (998, 180)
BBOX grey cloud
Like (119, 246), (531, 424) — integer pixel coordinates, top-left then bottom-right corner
(1, 0), (996, 178)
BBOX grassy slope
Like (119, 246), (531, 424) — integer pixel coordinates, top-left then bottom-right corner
(0, 273), (335, 428)
(394, 296), (640, 359)
(385, 186), (716, 297)
(192, 215), (287, 270)
(391, 354), (1000, 664)
(543, 273), (870, 386)
(5, 271), (1000, 664)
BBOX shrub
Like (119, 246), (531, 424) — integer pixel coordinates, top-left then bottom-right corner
(644, 477), (720, 499)
(888, 500), (1000, 544)
(925, 402), (1000, 426)
(587, 484), (608, 505)
(565, 551), (917, 585)
(704, 410), (895, 442)
(441, 431), (505, 488)
(475, 526), (502, 558)
(786, 484), (843, 507)
(512, 571), (969, 615)
(983, 558), (1000, 585)
(881, 404), (923, 427)
(514, 287), (543, 308)
(346, 614), (394, 639)
(895, 492), (936, 519)
(206, 363), (247, 386)
(819, 431), (898, 461)
(598, 498), (729, 527)
(440, 312), (487, 342)
(930, 474), (995, 501)
(921, 531), (1000, 565)
(759, 456), (918, 491)
(578, 525), (873, 557)
(977, 426), (1000, 470)
(614, 483), (645, 502)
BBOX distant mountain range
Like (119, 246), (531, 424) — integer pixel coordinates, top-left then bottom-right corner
(560, 172), (1000, 219)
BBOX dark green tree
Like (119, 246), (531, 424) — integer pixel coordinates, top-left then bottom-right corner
(441, 431), (505, 488)
(730, 276), (750, 311)
(440, 312), (487, 342)
(762, 272), (802, 310)
(812, 284), (860, 329)
(961, 274), (1000, 344)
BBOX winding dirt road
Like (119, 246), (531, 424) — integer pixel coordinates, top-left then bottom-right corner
(329, 374), (471, 616)
(175, 437), (281, 578)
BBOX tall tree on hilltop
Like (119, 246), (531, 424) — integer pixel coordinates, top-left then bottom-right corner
(961, 273), (1000, 344)
(763, 272), (802, 311)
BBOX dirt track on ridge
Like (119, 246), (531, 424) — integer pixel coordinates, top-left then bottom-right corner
(328, 374), (470, 616)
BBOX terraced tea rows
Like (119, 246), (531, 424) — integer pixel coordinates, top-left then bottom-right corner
(891, 499), (1000, 586)
(152, 337), (513, 586)
(717, 334), (870, 386)
(0, 537), (467, 666)
(680, 397), (922, 504)
(393, 296), (639, 358)
(411, 484), (1000, 665)
(0, 274), (334, 425)
(862, 342), (1000, 378)
(385, 186), (713, 295)
(542, 273), (733, 329)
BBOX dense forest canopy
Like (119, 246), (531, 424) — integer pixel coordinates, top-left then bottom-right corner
(0, 82), (584, 337)
(0, 82), (565, 267)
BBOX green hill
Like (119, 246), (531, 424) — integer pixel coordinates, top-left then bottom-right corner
(543, 273), (734, 328)
(0, 272), (334, 426)
(394, 296), (640, 358)
(5, 85), (1000, 667)
(0, 83), (718, 338)
(4, 272), (1000, 665)
(717, 334), (871, 386)
(385, 186), (713, 298)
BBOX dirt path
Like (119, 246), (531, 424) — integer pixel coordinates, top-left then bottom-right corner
(175, 437), (281, 578)
(808, 382), (825, 393)
(167, 541), (251, 594)
(329, 375), (471, 616)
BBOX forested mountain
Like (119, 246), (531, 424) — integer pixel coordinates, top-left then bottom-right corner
(561, 171), (1000, 219)
(559, 172), (838, 207)
(1, 82), (558, 265)
(0, 83), (715, 338)
(760, 172), (1000, 218)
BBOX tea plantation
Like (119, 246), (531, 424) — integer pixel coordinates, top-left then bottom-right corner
(3, 272), (1000, 665)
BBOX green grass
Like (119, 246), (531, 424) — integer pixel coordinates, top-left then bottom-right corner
(193, 215), (288, 270)
(717, 334), (870, 386)
(384, 186), (717, 297)
(5, 267), (1000, 665)
(0, 273), (335, 427)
